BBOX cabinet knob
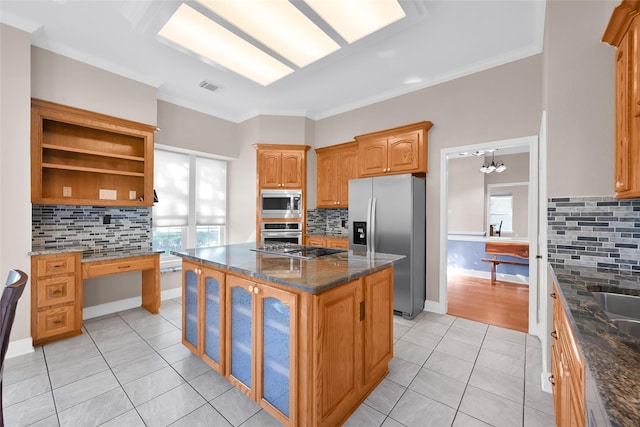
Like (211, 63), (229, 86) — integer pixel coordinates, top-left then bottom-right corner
(550, 292), (556, 299)
(551, 330), (558, 340)
(248, 285), (253, 292)
(548, 375), (555, 386)
(254, 287), (259, 294)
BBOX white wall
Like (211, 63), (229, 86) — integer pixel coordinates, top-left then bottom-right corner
(0, 24), (32, 343)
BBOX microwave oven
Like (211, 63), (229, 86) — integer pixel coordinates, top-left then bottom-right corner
(261, 189), (302, 218)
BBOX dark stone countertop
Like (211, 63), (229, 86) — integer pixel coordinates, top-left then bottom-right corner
(550, 264), (640, 427)
(29, 246), (164, 262)
(172, 242), (404, 294)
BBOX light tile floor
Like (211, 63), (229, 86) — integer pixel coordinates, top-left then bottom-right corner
(3, 299), (556, 426)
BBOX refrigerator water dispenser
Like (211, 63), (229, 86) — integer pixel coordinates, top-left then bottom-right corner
(353, 221), (367, 245)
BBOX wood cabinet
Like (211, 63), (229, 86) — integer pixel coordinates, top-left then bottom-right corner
(31, 252), (82, 345)
(356, 121), (433, 177)
(551, 283), (585, 427)
(31, 99), (156, 206)
(179, 258), (394, 426)
(182, 261), (226, 373)
(305, 236), (349, 249)
(225, 274), (298, 425)
(255, 144), (309, 189)
(316, 142), (358, 207)
(603, 2), (640, 198)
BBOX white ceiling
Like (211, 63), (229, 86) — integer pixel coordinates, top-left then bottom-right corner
(0, 0), (546, 123)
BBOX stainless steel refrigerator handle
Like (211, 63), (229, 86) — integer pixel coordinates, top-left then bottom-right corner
(366, 197), (372, 253)
(371, 197), (377, 253)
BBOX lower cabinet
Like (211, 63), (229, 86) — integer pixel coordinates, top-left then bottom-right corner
(226, 274), (297, 425)
(182, 261), (225, 372)
(551, 283), (585, 427)
(31, 252), (82, 345)
(181, 260), (393, 426)
(305, 236), (349, 249)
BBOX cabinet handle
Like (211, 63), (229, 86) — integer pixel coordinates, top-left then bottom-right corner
(550, 292), (556, 299)
(551, 331), (558, 340)
(548, 375), (555, 386)
(118, 265), (131, 269)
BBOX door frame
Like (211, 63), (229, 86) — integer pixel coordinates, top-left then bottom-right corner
(438, 134), (540, 336)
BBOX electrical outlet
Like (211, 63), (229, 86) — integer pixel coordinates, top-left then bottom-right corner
(63, 186), (72, 197)
(129, 190), (136, 200)
(99, 189), (117, 200)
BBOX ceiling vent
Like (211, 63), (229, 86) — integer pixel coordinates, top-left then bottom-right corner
(199, 80), (220, 92)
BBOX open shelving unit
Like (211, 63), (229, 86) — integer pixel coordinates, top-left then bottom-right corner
(31, 99), (156, 206)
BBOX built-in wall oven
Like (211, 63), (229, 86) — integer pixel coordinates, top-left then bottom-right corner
(261, 189), (302, 218)
(261, 222), (303, 244)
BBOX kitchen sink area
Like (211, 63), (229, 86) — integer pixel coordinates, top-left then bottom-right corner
(591, 291), (640, 338)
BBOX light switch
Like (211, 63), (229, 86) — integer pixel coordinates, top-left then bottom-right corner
(63, 186), (72, 197)
(129, 191), (136, 200)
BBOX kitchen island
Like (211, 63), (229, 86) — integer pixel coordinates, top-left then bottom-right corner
(171, 242), (404, 427)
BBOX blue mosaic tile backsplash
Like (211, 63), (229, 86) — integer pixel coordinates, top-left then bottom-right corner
(32, 205), (152, 252)
(548, 196), (640, 270)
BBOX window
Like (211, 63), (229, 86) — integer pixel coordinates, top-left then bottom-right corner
(153, 148), (227, 262)
(489, 193), (513, 233)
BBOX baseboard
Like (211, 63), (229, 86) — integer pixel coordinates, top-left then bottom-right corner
(6, 337), (34, 359)
(424, 299), (446, 314)
(540, 372), (553, 394)
(83, 287), (182, 320)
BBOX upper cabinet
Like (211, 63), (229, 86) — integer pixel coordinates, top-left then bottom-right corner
(603, 1), (640, 198)
(31, 99), (156, 206)
(356, 121), (433, 177)
(316, 142), (358, 208)
(255, 144), (310, 189)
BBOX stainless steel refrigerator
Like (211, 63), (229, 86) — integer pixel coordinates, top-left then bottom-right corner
(348, 174), (425, 319)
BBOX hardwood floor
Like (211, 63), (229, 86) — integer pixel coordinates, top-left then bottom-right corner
(447, 274), (529, 333)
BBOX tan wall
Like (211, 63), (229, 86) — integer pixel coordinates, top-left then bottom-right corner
(156, 100), (238, 159)
(448, 156), (485, 234)
(0, 24), (32, 342)
(31, 47), (157, 126)
(544, 0), (616, 198)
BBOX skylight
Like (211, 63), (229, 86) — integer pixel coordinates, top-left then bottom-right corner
(158, 1), (405, 86)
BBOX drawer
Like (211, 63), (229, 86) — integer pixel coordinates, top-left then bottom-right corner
(36, 275), (75, 308)
(36, 255), (77, 277)
(83, 256), (156, 278)
(36, 305), (76, 340)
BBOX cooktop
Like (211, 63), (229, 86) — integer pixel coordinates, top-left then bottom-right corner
(251, 243), (346, 260)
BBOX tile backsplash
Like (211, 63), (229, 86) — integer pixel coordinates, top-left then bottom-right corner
(32, 205), (152, 253)
(307, 208), (348, 236)
(548, 196), (640, 270)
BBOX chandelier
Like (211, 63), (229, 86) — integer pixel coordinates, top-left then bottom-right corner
(479, 152), (506, 174)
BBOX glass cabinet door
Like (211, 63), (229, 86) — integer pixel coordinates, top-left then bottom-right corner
(228, 277), (254, 391)
(258, 286), (297, 421)
(183, 267), (199, 351)
(203, 268), (225, 371)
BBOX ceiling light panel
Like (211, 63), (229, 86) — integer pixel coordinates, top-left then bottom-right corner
(197, 0), (340, 68)
(305, 0), (406, 43)
(158, 4), (293, 86)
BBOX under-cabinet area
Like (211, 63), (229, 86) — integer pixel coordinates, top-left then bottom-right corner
(173, 243), (400, 427)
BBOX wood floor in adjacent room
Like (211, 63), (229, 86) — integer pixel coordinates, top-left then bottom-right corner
(447, 274), (529, 333)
